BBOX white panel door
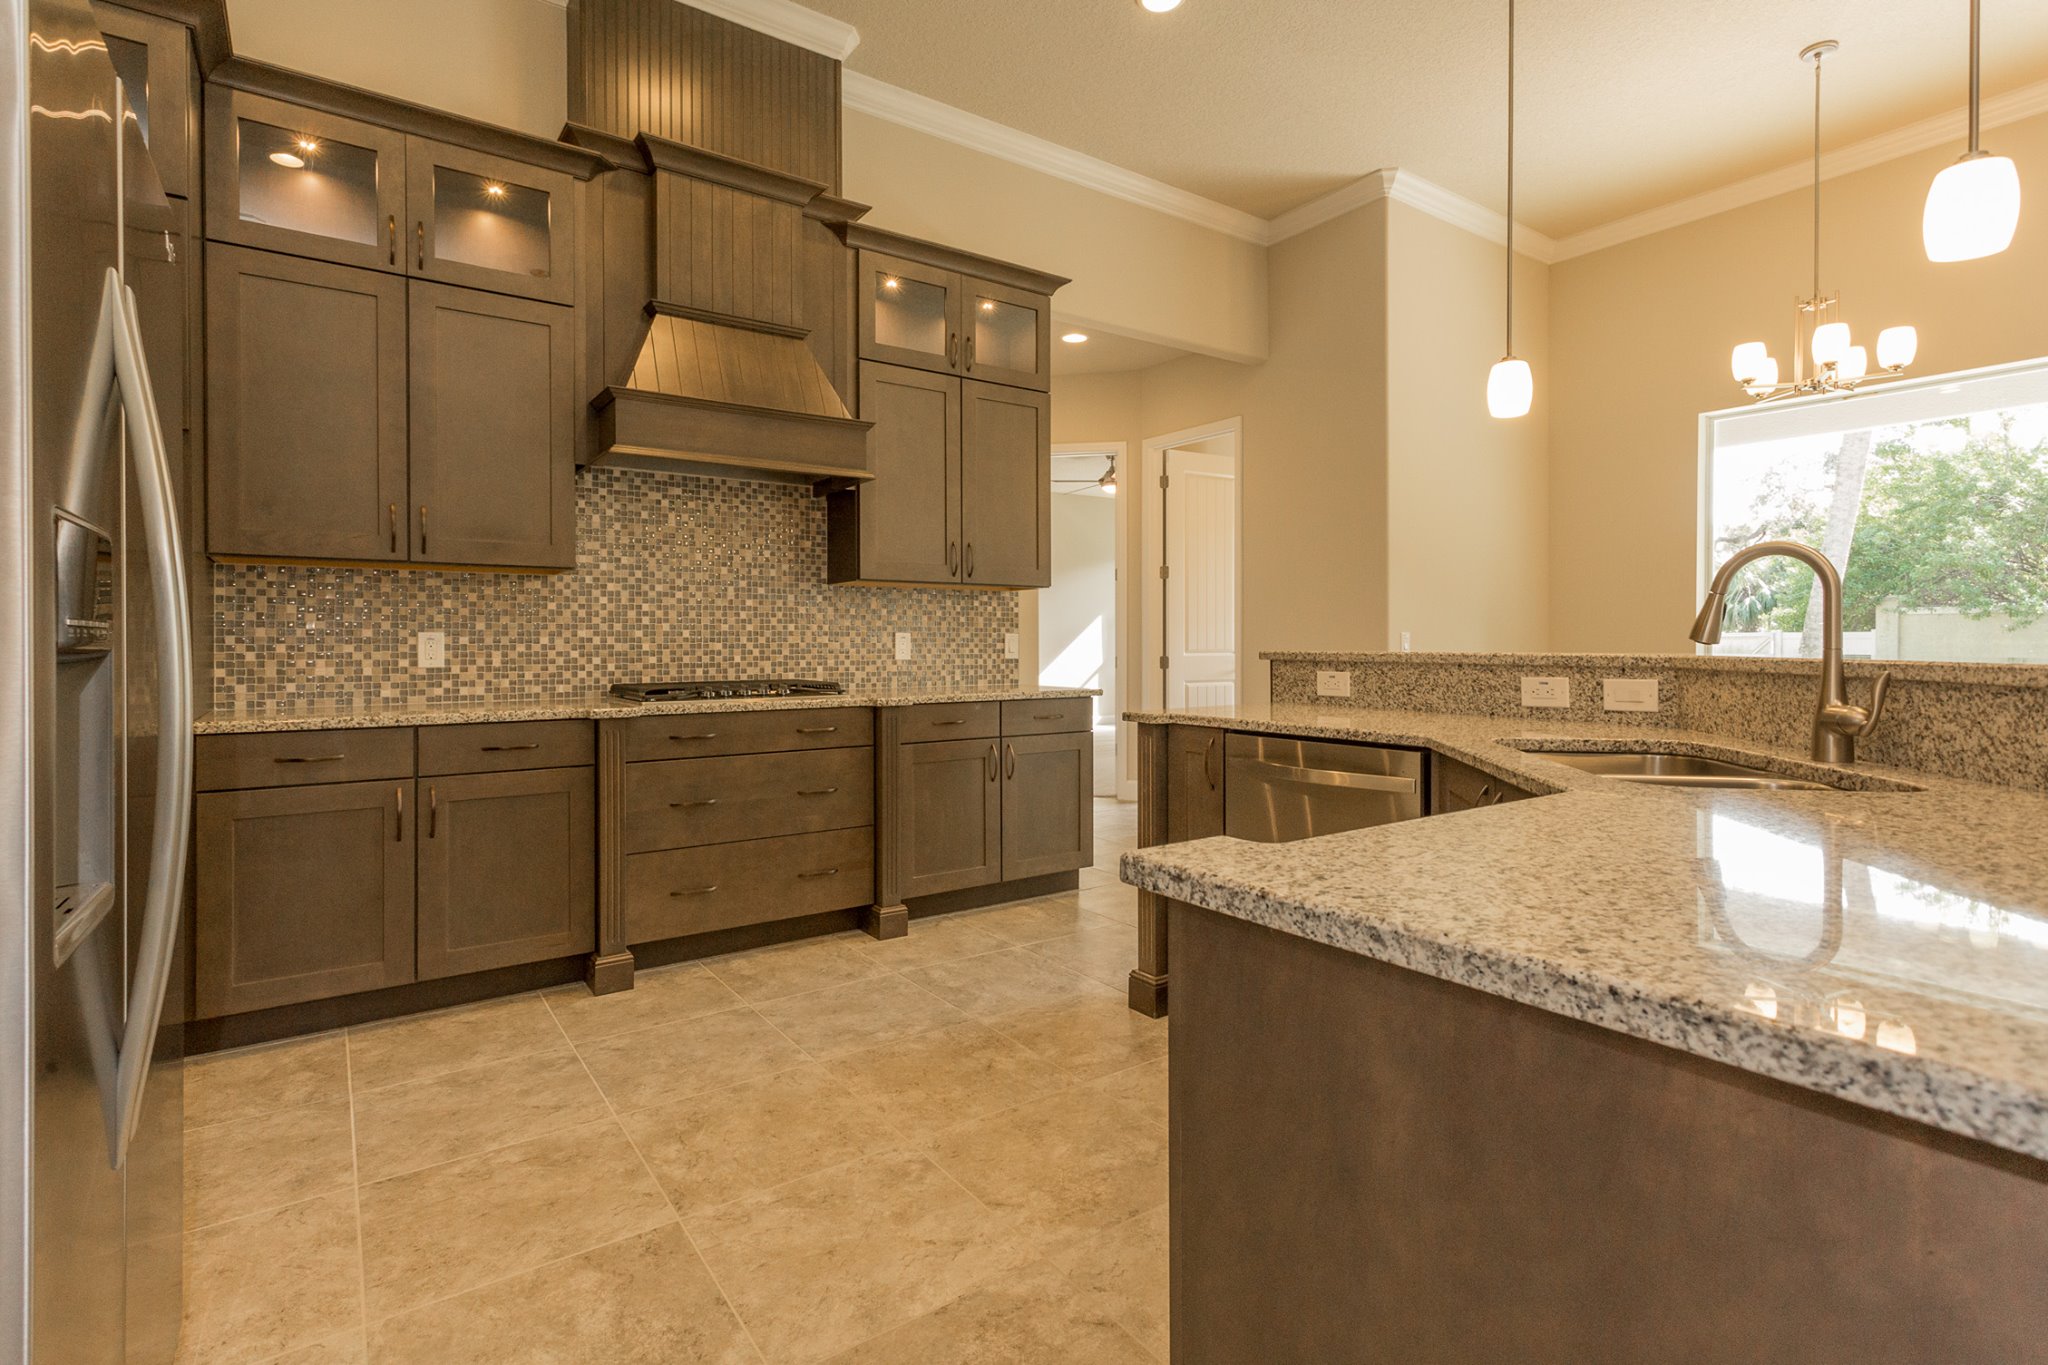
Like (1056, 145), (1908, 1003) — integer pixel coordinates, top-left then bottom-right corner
(1164, 447), (1237, 709)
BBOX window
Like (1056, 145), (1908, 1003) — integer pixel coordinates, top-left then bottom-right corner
(1701, 358), (2048, 663)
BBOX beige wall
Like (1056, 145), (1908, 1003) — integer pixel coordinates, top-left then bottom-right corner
(842, 113), (1269, 364)
(1385, 201), (1551, 651)
(226, 0), (569, 136)
(1549, 109), (2048, 652)
(1135, 200), (1392, 700)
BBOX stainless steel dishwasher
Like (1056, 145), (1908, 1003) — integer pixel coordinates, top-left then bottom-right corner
(1223, 733), (1426, 842)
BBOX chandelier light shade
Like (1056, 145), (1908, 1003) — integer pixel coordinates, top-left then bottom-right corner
(1924, 154), (2023, 262)
(1487, 358), (1534, 419)
(1487, 0), (1530, 421)
(1730, 41), (1919, 403)
(1924, 0), (2020, 262)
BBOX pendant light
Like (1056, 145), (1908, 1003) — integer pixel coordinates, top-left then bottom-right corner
(1923, 0), (2021, 262)
(1486, 0), (1532, 420)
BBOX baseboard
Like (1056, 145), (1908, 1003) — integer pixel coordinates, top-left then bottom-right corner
(907, 870), (1081, 918)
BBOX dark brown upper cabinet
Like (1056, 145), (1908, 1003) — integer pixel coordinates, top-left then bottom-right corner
(408, 283), (576, 568)
(205, 87), (409, 274)
(206, 244), (409, 563)
(964, 279), (1053, 392)
(94, 1), (198, 200)
(406, 136), (577, 305)
(856, 250), (1055, 393)
(960, 380), (1051, 587)
(206, 88), (581, 304)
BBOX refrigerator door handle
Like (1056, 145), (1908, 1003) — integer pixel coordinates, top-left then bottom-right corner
(82, 270), (192, 1170)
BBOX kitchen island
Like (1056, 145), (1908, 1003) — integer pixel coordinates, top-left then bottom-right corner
(1123, 700), (2048, 1362)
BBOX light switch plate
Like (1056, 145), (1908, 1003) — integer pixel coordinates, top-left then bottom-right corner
(1521, 676), (1569, 708)
(894, 631), (913, 662)
(416, 631), (446, 669)
(1003, 631), (1020, 660)
(1603, 678), (1660, 712)
(1315, 669), (1352, 698)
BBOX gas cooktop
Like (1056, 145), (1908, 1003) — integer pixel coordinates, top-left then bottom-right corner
(608, 679), (847, 703)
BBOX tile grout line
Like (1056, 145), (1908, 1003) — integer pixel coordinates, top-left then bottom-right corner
(561, 1028), (773, 1365)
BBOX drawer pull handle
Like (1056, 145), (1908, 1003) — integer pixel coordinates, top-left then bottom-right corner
(480, 743), (541, 752)
(669, 885), (719, 897)
(669, 798), (719, 809)
(275, 754), (346, 764)
(796, 726), (839, 735)
(797, 868), (840, 880)
(669, 733), (718, 742)
(931, 718), (968, 727)
(1032, 713), (1063, 721)
(797, 787), (838, 797)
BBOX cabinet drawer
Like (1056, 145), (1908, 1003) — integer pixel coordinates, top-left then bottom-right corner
(625, 828), (874, 944)
(1431, 752), (1534, 815)
(1002, 697), (1092, 736)
(616, 707), (873, 761)
(897, 701), (999, 743)
(418, 720), (593, 775)
(624, 747), (873, 853)
(195, 728), (414, 791)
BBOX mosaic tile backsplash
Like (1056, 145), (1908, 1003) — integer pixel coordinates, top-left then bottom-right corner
(212, 467), (1019, 712)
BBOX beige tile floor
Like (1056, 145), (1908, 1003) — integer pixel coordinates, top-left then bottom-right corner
(176, 799), (1165, 1365)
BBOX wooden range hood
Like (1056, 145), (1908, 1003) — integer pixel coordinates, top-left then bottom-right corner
(576, 132), (873, 485)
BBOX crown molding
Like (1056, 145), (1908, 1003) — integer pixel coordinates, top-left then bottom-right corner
(1551, 76), (2048, 261)
(535, 0), (860, 61)
(1261, 168), (1560, 262)
(841, 71), (1273, 244)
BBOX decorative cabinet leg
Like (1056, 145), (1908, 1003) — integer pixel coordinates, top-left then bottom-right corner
(1129, 888), (1169, 1018)
(586, 950), (635, 995)
(863, 904), (909, 940)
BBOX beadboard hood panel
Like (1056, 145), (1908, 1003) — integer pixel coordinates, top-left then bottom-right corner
(568, 0), (871, 482)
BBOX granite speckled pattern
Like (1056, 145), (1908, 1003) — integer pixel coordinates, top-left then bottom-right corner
(1121, 701), (2048, 1160)
(213, 466), (1020, 712)
(196, 688), (1099, 735)
(1265, 651), (2048, 790)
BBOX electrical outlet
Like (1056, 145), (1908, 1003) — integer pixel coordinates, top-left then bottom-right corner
(1520, 676), (1569, 708)
(1603, 678), (1660, 713)
(416, 631), (446, 669)
(1399, 631), (1413, 652)
(894, 631), (913, 662)
(1003, 631), (1020, 660)
(1315, 669), (1352, 698)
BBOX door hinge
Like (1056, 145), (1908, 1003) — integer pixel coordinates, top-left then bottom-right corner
(1158, 655), (1170, 672)
(1159, 473), (1170, 490)
(1158, 563), (1170, 580)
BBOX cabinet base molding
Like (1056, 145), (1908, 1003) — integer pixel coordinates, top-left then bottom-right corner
(585, 950), (637, 996)
(1126, 970), (1168, 1019)
(906, 870), (1080, 919)
(862, 904), (909, 940)
(186, 953), (588, 1054)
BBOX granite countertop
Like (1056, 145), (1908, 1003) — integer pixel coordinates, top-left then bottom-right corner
(195, 687), (1099, 735)
(1120, 700), (2048, 1160)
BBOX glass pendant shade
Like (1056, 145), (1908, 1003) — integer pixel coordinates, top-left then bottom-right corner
(1811, 321), (1852, 368)
(1731, 342), (1772, 384)
(1877, 325), (1919, 370)
(1839, 345), (1869, 381)
(1753, 355), (1781, 389)
(1487, 357), (1533, 419)
(1922, 154), (2022, 262)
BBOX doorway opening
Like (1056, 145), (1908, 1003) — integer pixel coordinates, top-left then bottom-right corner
(1043, 444), (1125, 798)
(1141, 420), (1241, 715)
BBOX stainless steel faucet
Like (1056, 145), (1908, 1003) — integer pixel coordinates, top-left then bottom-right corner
(1690, 539), (1891, 765)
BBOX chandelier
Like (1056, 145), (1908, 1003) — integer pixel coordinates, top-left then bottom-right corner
(1731, 41), (1918, 404)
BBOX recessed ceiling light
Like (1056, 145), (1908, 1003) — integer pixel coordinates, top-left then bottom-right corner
(1061, 331), (1089, 344)
(1139, 0), (1182, 11)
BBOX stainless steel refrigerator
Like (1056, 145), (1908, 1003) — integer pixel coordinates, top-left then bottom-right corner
(2, 0), (193, 1357)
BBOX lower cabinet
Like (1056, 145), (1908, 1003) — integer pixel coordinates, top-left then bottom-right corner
(193, 724), (596, 1019)
(891, 700), (1093, 900)
(895, 736), (1003, 898)
(1166, 724), (1226, 842)
(195, 779), (415, 1017)
(415, 767), (595, 980)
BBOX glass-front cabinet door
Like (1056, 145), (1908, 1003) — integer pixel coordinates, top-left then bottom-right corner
(204, 88), (406, 272)
(857, 252), (963, 377)
(963, 280), (1051, 392)
(405, 137), (576, 305)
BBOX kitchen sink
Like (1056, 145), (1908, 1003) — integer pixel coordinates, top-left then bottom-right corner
(1532, 751), (1838, 790)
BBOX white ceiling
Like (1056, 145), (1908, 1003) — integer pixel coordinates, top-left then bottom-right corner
(809, 0), (2048, 239)
(1050, 327), (1187, 376)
